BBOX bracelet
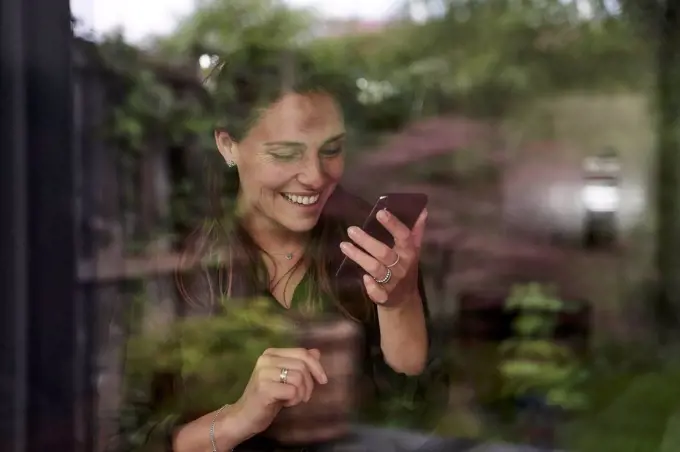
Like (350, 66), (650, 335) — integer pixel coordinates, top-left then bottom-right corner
(210, 403), (231, 452)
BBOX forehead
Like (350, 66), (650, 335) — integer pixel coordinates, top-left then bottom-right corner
(248, 92), (344, 142)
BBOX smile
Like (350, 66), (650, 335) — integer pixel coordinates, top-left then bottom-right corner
(281, 192), (321, 206)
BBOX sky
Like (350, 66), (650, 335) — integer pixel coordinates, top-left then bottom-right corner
(70, 0), (405, 42)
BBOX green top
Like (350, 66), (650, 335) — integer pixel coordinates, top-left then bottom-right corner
(288, 270), (325, 313)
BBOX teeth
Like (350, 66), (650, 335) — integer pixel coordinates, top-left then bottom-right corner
(283, 193), (320, 206)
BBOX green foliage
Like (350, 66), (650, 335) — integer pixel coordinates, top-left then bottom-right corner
(97, 0), (657, 161)
(360, 1), (651, 117)
(118, 297), (295, 449)
(499, 283), (589, 411)
(560, 368), (680, 451)
(98, 35), (214, 150)
(123, 297), (294, 419)
(506, 283), (563, 311)
(157, 0), (310, 57)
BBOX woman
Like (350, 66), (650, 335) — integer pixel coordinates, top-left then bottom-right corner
(123, 88), (438, 452)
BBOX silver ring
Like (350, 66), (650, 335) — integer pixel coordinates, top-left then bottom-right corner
(386, 253), (400, 268)
(374, 267), (392, 285)
(279, 368), (289, 384)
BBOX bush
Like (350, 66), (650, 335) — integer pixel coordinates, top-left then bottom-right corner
(119, 297), (295, 448)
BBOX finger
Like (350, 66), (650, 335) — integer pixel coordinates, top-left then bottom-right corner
(259, 356), (315, 401)
(260, 380), (299, 408)
(340, 242), (390, 281)
(411, 208), (428, 250)
(347, 226), (398, 266)
(262, 366), (311, 403)
(262, 348), (328, 384)
(363, 274), (389, 304)
(376, 209), (411, 246)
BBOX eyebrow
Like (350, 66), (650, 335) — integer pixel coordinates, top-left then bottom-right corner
(263, 133), (346, 148)
(324, 133), (346, 144)
(264, 141), (304, 147)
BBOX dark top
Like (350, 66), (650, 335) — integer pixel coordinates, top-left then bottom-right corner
(116, 187), (447, 452)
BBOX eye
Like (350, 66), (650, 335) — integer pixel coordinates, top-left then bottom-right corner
(320, 144), (343, 157)
(268, 149), (301, 161)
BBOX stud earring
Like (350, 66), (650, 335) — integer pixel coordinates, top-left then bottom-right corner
(226, 159), (236, 168)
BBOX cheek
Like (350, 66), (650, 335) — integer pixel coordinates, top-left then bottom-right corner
(323, 158), (344, 182)
(242, 163), (292, 194)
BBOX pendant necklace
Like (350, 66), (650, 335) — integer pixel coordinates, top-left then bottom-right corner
(269, 251), (294, 260)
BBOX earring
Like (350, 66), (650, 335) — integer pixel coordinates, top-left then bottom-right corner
(226, 160), (236, 168)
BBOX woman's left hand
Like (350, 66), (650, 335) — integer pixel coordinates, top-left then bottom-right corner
(339, 208), (428, 307)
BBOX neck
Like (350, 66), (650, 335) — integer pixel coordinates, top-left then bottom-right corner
(238, 206), (309, 256)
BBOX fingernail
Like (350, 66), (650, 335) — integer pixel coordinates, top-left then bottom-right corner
(422, 208), (428, 219)
(363, 274), (372, 284)
(377, 209), (389, 222)
(347, 226), (359, 236)
(321, 374), (328, 384)
(340, 242), (350, 251)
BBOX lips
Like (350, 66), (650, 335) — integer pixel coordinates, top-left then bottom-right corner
(281, 192), (321, 206)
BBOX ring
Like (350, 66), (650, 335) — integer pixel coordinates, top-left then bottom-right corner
(386, 253), (400, 268)
(374, 267), (392, 285)
(279, 368), (289, 384)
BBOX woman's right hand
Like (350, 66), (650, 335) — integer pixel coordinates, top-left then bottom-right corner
(230, 348), (328, 438)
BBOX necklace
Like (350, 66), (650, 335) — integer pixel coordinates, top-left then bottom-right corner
(270, 251), (295, 260)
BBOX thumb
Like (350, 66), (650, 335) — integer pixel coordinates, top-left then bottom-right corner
(308, 348), (321, 359)
(411, 208), (428, 250)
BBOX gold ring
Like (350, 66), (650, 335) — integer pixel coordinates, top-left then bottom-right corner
(279, 368), (289, 384)
(387, 254), (400, 268)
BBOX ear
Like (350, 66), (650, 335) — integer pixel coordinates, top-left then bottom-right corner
(214, 130), (239, 164)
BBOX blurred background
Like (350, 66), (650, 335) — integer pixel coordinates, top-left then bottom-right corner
(55, 0), (680, 450)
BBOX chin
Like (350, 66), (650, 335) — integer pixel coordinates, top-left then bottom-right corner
(279, 215), (322, 234)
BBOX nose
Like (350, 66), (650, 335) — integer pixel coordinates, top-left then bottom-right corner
(297, 155), (326, 189)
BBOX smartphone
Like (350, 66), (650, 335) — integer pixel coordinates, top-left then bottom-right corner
(335, 192), (428, 277)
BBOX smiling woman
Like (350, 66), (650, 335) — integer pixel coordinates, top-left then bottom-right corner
(120, 85), (444, 452)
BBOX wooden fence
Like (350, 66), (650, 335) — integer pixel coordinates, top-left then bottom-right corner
(73, 37), (208, 452)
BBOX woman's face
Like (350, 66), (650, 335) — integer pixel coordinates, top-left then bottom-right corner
(217, 92), (346, 234)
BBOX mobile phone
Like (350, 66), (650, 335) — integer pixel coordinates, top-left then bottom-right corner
(335, 192), (428, 277)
